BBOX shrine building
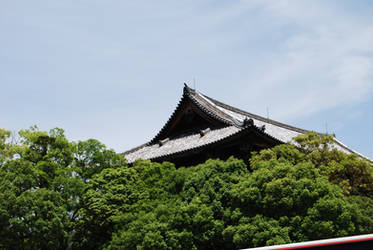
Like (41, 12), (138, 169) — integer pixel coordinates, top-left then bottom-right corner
(123, 84), (370, 167)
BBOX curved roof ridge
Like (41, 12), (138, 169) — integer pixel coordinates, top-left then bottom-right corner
(198, 92), (310, 134)
(149, 84), (234, 144)
(190, 89), (371, 163)
(186, 87), (236, 126)
(333, 138), (373, 163)
(148, 92), (187, 144)
(124, 86), (189, 154)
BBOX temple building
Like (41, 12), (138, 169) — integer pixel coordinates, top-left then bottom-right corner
(124, 84), (370, 167)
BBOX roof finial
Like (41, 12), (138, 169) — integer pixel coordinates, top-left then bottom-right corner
(242, 117), (254, 128)
(183, 83), (191, 95)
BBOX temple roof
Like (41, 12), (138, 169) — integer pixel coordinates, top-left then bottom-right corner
(124, 84), (372, 164)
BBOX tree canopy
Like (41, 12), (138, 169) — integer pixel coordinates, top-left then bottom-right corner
(0, 128), (372, 249)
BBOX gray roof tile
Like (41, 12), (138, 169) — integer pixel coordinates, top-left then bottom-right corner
(125, 126), (241, 163)
(124, 85), (372, 163)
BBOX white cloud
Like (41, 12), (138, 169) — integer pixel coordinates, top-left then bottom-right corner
(233, 0), (373, 121)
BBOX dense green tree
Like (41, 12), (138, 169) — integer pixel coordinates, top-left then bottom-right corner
(0, 127), (124, 249)
(0, 127), (79, 249)
(1, 128), (372, 249)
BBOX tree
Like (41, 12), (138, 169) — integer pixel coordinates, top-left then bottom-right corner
(0, 127), (80, 249)
(1, 128), (372, 249)
(105, 133), (373, 249)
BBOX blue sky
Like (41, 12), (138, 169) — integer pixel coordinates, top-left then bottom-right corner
(1, 0), (373, 159)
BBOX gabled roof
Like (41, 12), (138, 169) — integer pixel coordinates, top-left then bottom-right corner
(124, 84), (372, 163)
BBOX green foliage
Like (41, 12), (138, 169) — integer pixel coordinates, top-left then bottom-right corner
(74, 139), (127, 182)
(0, 127), (123, 249)
(1, 128), (372, 249)
(0, 127), (77, 249)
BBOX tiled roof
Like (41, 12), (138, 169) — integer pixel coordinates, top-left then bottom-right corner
(124, 85), (372, 163)
(125, 126), (241, 163)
